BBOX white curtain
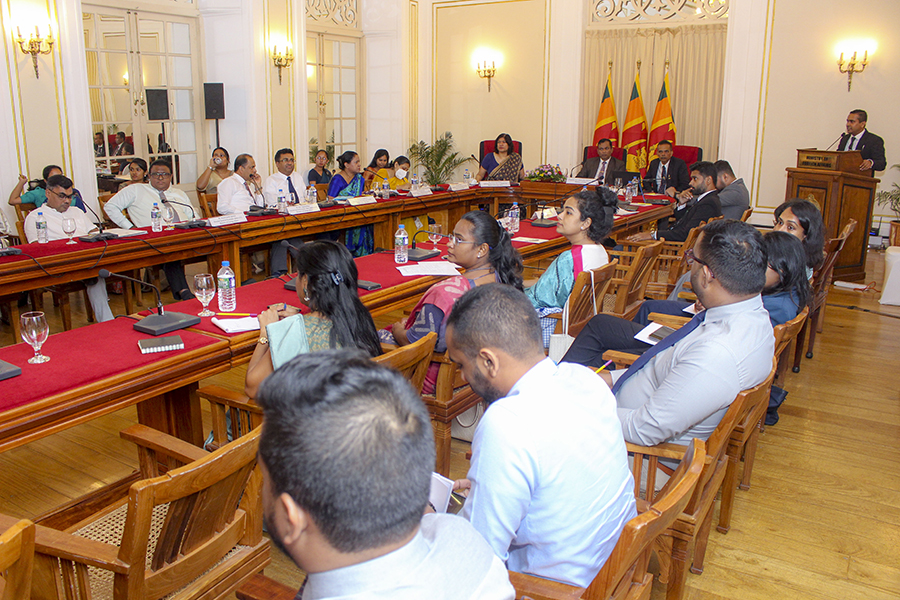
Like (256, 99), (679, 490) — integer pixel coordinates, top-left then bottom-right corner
(583, 24), (727, 162)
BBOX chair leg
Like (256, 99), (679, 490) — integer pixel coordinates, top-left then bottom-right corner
(717, 449), (740, 534)
(666, 535), (691, 600)
(83, 289), (95, 323)
(31, 291), (44, 311)
(431, 419), (452, 477)
(57, 292), (73, 331)
(740, 423), (762, 491)
(792, 320), (808, 372)
(691, 507), (715, 575)
(805, 309), (821, 359)
(123, 273), (136, 314)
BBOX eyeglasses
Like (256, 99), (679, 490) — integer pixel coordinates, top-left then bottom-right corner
(447, 234), (478, 247)
(685, 248), (709, 268)
(279, 158), (295, 163)
(49, 189), (75, 200)
(149, 172), (172, 179)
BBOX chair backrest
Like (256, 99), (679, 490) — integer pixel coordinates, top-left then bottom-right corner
(198, 192), (219, 219)
(373, 332), (438, 394)
(672, 145), (702, 165)
(14, 202), (36, 225)
(0, 518), (34, 600)
(315, 182), (328, 201)
(773, 306), (809, 358)
(613, 241), (663, 313)
(122, 427), (263, 595)
(810, 222), (853, 308)
(580, 439), (706, 600)
(582, 145), (627, 164)
(563, 261), (618, 337)
(479, 139), (523, 162)
(740, 207), (753, 222)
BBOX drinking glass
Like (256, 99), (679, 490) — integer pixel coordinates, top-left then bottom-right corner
(500, 210), (512, 232)
(20, 311), (50, 364)
(62, 217), (77, 244)
(614, 177), (623, 190)
(162, 205), (176, 230)
(193, 273), (216, 317)
(428, 223), (442, 244)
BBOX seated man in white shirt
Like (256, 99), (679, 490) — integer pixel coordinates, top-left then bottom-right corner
(257, 349), (514, 600)
(24, 175), (114, 322)
(104, 159), (195, 301)
(219, 153), (291, 277)
(446, 284), (636, 589)
(264, 147), (306, 205)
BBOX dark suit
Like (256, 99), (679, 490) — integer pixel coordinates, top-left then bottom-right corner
(838, 130), (886, 171)
(658, 190), (722, 242)
(576, 156), (625, 183)
(646, 157), (690, 194)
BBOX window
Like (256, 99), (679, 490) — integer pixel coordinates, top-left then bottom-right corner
(307, 33), (361, 167)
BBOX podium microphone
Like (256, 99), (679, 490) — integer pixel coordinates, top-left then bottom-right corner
(825, 134), (843, 151)
(99, 269), (200, 335)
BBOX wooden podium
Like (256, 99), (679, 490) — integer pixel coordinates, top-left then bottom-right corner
(785, 149), (879, 281)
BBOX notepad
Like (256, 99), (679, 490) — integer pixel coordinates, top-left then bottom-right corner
(429, 472), (455, 513)
(138, 335), (184, 354)
(211, 316), (260, 334)
(0, 359), (21, 381)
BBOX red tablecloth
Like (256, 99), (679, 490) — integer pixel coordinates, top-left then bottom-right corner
(0, 317), (223, 413)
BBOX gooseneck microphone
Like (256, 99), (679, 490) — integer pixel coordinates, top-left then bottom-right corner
(79, 202), (118, 242)
(165, 199), (207, 229)
(825, 133), (844, 151)
(408, 229), (443, 261)
(100, 269), (200, 335)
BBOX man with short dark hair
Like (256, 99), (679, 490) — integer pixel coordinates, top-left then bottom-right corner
(112, 131), (133, 172)
(714, 160), (750, 220)
(216, 153), (265, 214)
(646, 140), (690, 197)
(104, 160), (196, 300)
(839, 109), (886, 172)
(24, 175), (114, 321)
(603, 220), (774, 446)
(257, 350), (514, 600)
(93, 132), (106, 157)
(264, 148), (306, 205)
(446, 284), (636, 588)
(576, 138), (624, 184)
(629, 160), (722, 243)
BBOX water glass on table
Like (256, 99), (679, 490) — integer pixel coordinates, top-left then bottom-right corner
(162, 205), (176, 230)
(193, 273), (216, 317)
(62, 217), (77, 244)
(428, 223), (442, 244)
(20, 311), (50, 364)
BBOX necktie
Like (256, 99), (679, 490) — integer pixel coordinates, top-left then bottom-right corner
(611, 311), (707, 395)
(851, 135), (859, 151)
(598, 160), (607, 184)
(286, 176), (299, 203)
(659, 165), (668, 193)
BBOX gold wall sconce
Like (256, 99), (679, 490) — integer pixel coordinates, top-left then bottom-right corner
(476, 61), (496, 92)
(15, 25), (54, 79)
(272, 45), (294, 85)
(837, 50), (868, 91)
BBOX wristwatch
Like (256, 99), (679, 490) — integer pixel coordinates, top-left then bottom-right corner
(258, 336), (268, 345)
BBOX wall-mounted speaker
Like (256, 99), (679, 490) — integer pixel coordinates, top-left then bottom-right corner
(204, 83), (225, 120)
(146, 89), (169, 121)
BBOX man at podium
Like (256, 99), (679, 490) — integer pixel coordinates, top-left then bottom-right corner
(839, 109), (886, 172)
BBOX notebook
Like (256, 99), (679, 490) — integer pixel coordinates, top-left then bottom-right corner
(137, 335), (184, 354)
(0, 359), (21, 381)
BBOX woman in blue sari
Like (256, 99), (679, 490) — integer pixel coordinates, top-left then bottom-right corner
(326, 150), (372, 255)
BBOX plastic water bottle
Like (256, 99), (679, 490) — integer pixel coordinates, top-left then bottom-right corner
(35, 211), (48, 243)
(509, 202), (520, 234)
(307, 184), (317, 205)
(150, 203), (162, 232)
(464, 168), (470, 184)
(217, 261), (236, 312)
(381, 179), (390, 199)
(394, 224), (409, 264)
(625, 180), (634, 204)
(410, 172), (419, 191)
(277, 188), (287, 214)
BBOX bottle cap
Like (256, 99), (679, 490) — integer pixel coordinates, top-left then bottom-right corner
(399, 224), (405, 229)
(222, 260), (230, 267)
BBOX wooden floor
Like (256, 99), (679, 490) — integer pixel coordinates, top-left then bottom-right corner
(1, 252), (899, 598)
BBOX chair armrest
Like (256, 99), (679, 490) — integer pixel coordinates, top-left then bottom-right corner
(33, 524), (129, 574)
(508, 571), (585, 600)
(676, 291), (697, 302)
(602, 349), (639, 368)
(197, 385), (261, 413)
(626, 441), (689, 461)
(648, 313), (691, 329)
(120, 424), (207, 465)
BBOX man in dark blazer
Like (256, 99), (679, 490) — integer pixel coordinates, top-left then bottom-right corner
(839, 109), (886, 172)
(628, 161), (722, 243)
(576, 138), (624, 184)
(646, 140), (690, 197)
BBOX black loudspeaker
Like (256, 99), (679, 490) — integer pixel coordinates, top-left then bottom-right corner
(146, 89), (169, 121)
(204, 83), (225, 120)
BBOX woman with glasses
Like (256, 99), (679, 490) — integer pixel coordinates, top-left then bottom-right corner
(8, 164), (87, 211)
(379, 210), (523, 393)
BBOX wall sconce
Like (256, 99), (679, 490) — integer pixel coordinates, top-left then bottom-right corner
(837, 50), (868, 92)
(14, 25), (54, 79)
(477, 61), (496, 92)
(272, 45), (294, 85)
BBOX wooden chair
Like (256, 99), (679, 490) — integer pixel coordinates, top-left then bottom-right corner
(30, 424), (269, 600)
(315, 183), (328, 202)
(603, 241), (663, 320)
(773, 306), (809, 389)
(549, 261), (618, 337)
(0, 518), (34, 599)
(739, 207), (753, 222)
(792, 219), (855, 372)
(627, 224), (704, 301)
(198, 192), (219, 219)
(716, 362), (776, 534)
(374, 332), (438, 394)
(508, 439), (706, 600)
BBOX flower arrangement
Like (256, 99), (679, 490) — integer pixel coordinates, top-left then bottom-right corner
(525, 164), (565, 183)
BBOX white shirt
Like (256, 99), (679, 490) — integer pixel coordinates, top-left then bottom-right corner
(844, 131), (865, 151)
(303, 514), (514, 600)
(462, 358), (637, 588)
(264, 171), (306, 206)
(24, 205), (96, 243)
(217, 173), (264, 214)
(104, 183), (194, 229)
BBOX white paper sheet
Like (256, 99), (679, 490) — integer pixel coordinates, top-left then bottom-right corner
(105, 228), (148, 238)
(211, 316), (260, 334)
(512, 236), (545, 244)
(634, 322), (676, 345)
(429, 472), (455, 513)
(397, 261), (461, 276)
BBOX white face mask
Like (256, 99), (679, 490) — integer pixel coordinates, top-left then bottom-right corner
(395, 168), (408, 180)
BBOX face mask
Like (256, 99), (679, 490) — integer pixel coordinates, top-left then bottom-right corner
(395, 168), (408, 179)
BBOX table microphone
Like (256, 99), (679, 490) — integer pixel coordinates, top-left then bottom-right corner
(408, 230), (443, 261)
(0, 247), (22, 256)
(79, 202), (118, 241)
(99, 269), (200, 335)
(531, 176), (603, 227)
(165, 200), (207, 229)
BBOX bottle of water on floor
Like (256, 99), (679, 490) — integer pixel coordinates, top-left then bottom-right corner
(217, 260), (236, 312)
(150, 203), (162, 232)
(36, 211), (48, 243)
(509, 202), (520, 234)
(395, 224), (409, 264)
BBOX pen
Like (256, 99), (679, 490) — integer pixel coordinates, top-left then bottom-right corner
(216, 313), (257, 317)
(594, 359), (614, 374)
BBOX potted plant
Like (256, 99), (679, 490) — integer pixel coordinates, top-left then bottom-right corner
(875, 164), (900, 247)
(407, 132), (473, 186)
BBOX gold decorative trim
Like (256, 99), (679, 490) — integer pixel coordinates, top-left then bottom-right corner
(750, 0), (776, 208)
(305, 0), (358, 30)
(591, 0), (729, 24)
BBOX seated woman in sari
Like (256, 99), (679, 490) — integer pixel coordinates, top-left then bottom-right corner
(475, 133), (525, 182)
(363, 148), (390, 189)
(326, 150), (365, 200)
(525, 187), (618, 346)
(244, 240), (382, 398)
(379, 210), (523, 393)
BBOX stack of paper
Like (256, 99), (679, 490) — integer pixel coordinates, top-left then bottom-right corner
(397, 262), (461, 276)
(211, 316), (260, 334)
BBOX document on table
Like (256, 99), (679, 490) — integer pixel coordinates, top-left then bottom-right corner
(397, 261), (461, 276)
(105, 228), (148, 238)
(211, 316), (260, 334)
(512, 236), (545, 244)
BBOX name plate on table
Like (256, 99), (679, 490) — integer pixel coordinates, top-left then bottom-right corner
(448, 182), (469, 192)
(479, 180), (509, 188)
(207, 213), (248, 227)
(287, 203), (321, 215)
(566, 177), (596, 185)
(411, 187), (434, 197)
(348, 196), (378, 206)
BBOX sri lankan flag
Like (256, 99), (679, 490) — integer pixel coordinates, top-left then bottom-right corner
(648, 71), (676, 158)
(592, 72), (619, 147)
(621, 72), (648, 173)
